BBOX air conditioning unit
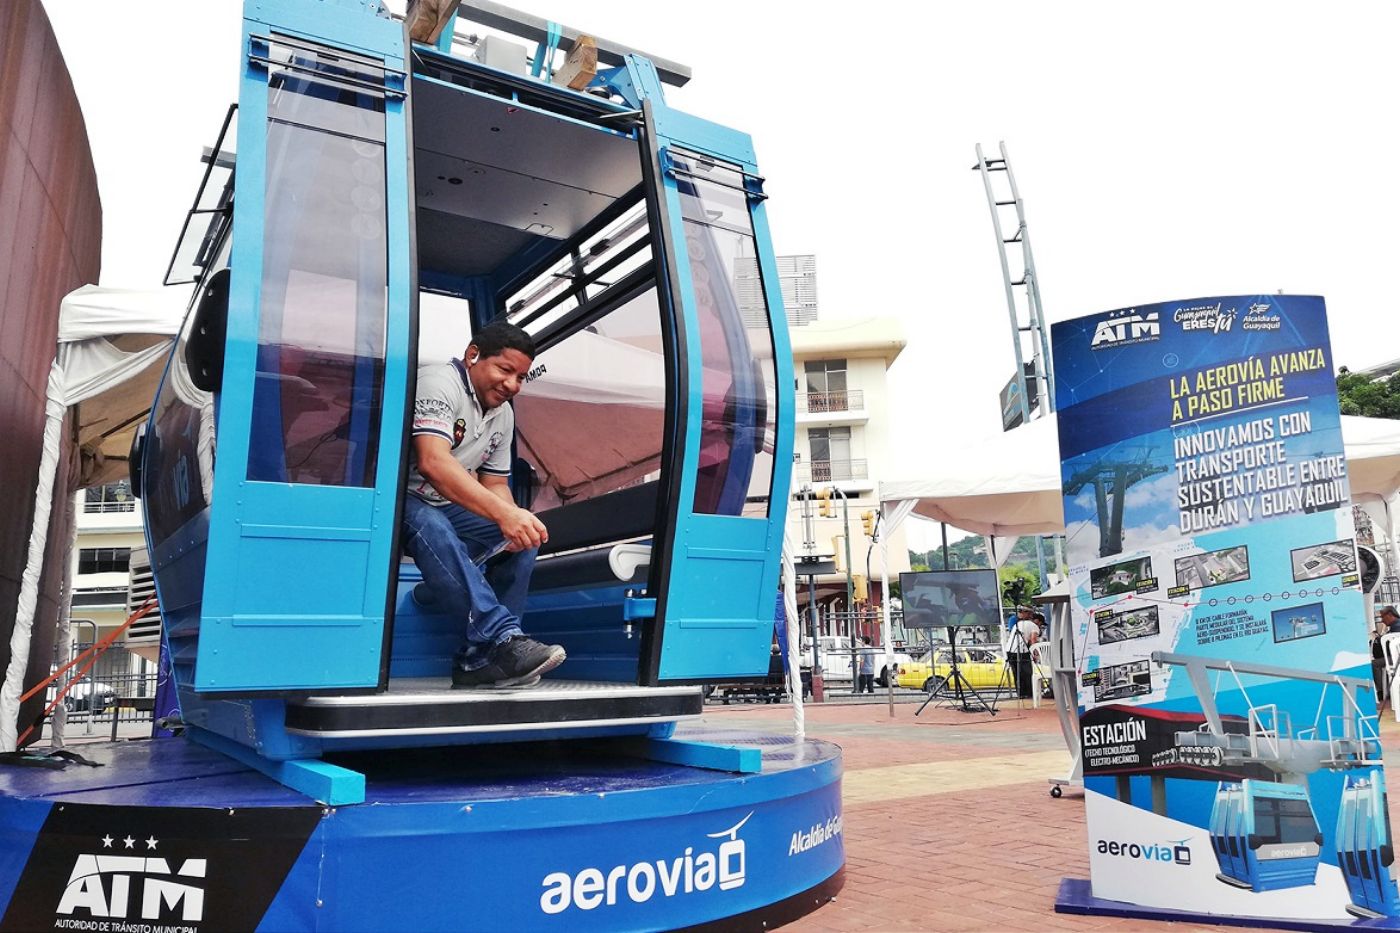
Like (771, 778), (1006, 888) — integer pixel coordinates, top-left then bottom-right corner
(124, 547), (162, 664)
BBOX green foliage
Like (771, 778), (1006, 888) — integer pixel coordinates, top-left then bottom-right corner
(906, 535), (1051, 608)
(1337, 368), (1400, 420)
(1000, 565), (1040, 607)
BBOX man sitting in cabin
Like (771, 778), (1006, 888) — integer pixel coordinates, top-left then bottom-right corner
(402, 321), (566, 688)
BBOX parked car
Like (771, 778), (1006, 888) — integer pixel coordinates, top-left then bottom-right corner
(896, 647), (1008, 692)
(63, 681), (117, 713)
(802, 635), (913, 687)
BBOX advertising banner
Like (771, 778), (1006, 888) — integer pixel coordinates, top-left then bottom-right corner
(1052, 295), (1396, 922)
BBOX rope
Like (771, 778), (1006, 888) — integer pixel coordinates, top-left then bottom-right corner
(15, 598), (156, 747)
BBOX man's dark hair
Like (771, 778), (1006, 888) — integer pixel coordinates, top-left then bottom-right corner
(470, 321), (535, 361)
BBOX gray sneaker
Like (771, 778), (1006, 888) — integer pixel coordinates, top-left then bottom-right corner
(452, 636), (566, 689)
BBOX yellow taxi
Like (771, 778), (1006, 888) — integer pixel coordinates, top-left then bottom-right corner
(896, 646), (1008, 692)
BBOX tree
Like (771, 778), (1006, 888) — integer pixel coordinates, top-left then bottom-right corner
(1000, 565), (1040, 608)
(1337, 368), (1400, 420)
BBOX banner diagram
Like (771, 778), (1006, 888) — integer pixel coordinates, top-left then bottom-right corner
(1052, 295), (1396, 923)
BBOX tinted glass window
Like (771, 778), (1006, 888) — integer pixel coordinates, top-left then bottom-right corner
(670, 150), (777, 518)
(1253, 797), (1317, 846)
(78, 548), (132, 575)
(513, 285), (666, 513)
(247, 40), (388, 486)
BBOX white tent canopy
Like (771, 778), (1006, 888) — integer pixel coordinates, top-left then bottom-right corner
(2, 285), (187, 752)
(875, 413), (1400, 651)
(879, 412), (1400, 537)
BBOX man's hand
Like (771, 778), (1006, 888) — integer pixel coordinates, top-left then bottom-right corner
(499, 505), (548, 552)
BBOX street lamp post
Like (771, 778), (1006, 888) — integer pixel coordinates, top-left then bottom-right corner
(821, 485), (857, 692)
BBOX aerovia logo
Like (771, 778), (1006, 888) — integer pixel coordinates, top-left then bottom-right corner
(55, 836), (206, 928)
(539, 813), (751, 914)
(1096, 836), (1192, 866)
(1091, 310), (1160, 349)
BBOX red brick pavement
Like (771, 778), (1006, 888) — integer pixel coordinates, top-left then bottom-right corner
(703, 699), (1366, 932)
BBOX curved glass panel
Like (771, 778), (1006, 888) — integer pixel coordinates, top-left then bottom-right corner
(670, 151), (777, 517)
(147, 241), (227, 549)
(247, 42), (388, 486)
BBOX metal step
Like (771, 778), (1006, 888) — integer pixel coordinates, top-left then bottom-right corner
(285, 678), (703, 737)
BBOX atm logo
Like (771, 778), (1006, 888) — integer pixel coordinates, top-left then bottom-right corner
(1091, 310), (1160, 349)
(539, 813), (750, 914)
(1096, 837), (1192, 866)
(56, 848), (206, 925)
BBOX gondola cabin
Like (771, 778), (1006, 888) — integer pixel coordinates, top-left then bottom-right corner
(1208, 780), (1322, 892)
(1337, 771), (1400, 917)
(136, 0), (793, 778)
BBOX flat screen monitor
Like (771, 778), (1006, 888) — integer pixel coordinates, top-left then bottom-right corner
(899, 569), (1001, 629)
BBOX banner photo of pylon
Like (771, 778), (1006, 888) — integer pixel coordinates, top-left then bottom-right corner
(1052, 295), (1396, 924)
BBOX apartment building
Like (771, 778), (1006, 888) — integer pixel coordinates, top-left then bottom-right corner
(70, 480), (156, 689)
(789, 316), (910, 634)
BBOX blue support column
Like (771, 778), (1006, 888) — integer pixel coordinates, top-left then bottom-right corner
(189, 727), (366, 805)
(633, 737), (762, 773)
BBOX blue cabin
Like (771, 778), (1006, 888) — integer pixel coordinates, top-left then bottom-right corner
(1337, 771), (1400, 917)
(1208, 780), (1322, 892)
(136, 0), (793, 770)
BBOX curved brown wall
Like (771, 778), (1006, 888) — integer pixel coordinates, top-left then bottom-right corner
(0, 0), (101, 742)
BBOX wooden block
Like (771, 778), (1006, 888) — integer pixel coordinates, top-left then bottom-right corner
(406, 0), (462, 44)
(552, 34), (598, 91)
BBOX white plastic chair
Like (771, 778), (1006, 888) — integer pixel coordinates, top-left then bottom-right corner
(1029, 641), (1054, 710)
(1382, 632), (1400, 722)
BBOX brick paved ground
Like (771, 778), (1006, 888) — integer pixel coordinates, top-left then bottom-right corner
(701, 696), (1400, 932)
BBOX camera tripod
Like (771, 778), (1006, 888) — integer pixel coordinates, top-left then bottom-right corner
(915, 625), (999, 716)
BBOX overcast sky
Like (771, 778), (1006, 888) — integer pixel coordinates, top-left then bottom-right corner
(43, 1), (1400, 550)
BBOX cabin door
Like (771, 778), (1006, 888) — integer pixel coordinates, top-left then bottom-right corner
(638, 103), (794, 683)
(195, 20), (412, 692)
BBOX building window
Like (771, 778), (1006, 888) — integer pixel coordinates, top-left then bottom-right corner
(78, 548), (131, 576)
(804, 359), (847, 395)
(84, 481), (136, 513)
(808, 426), (852, 482)
(804, 359), (853, 412)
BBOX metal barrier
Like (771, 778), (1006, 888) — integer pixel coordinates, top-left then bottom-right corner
(45, 643), (158, 739)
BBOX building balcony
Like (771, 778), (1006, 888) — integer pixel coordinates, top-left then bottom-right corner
(83, 500), (136, 514)
(796, 390), (868, 426)
(799, 459), (868, 484)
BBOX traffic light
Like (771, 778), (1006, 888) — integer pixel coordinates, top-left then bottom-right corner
(861, 510), (877, 537)
(831, 537), (846, 571)
(815, 487), (835, 517)
(852, 573), (868, 602)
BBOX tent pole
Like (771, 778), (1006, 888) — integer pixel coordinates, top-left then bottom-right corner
(781, 527), (804, 738)
(50, 486), (80, 748)
(879, 527), (893, 718)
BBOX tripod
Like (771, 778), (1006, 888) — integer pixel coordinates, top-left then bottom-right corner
(1002, 619), (1035, 704)
(916, 625), (998, 716)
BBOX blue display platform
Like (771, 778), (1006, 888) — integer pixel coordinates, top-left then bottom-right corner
(0, 726), (843, 932)
(1056, 879), (1400, 930)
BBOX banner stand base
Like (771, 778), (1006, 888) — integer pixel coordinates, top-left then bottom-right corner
(1055, 879), (1400, 930)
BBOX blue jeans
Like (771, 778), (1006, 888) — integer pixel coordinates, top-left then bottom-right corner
(401, 494), (537, 671)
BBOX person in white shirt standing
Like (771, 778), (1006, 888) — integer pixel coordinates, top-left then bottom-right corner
(1005, 605), (1040, 699)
